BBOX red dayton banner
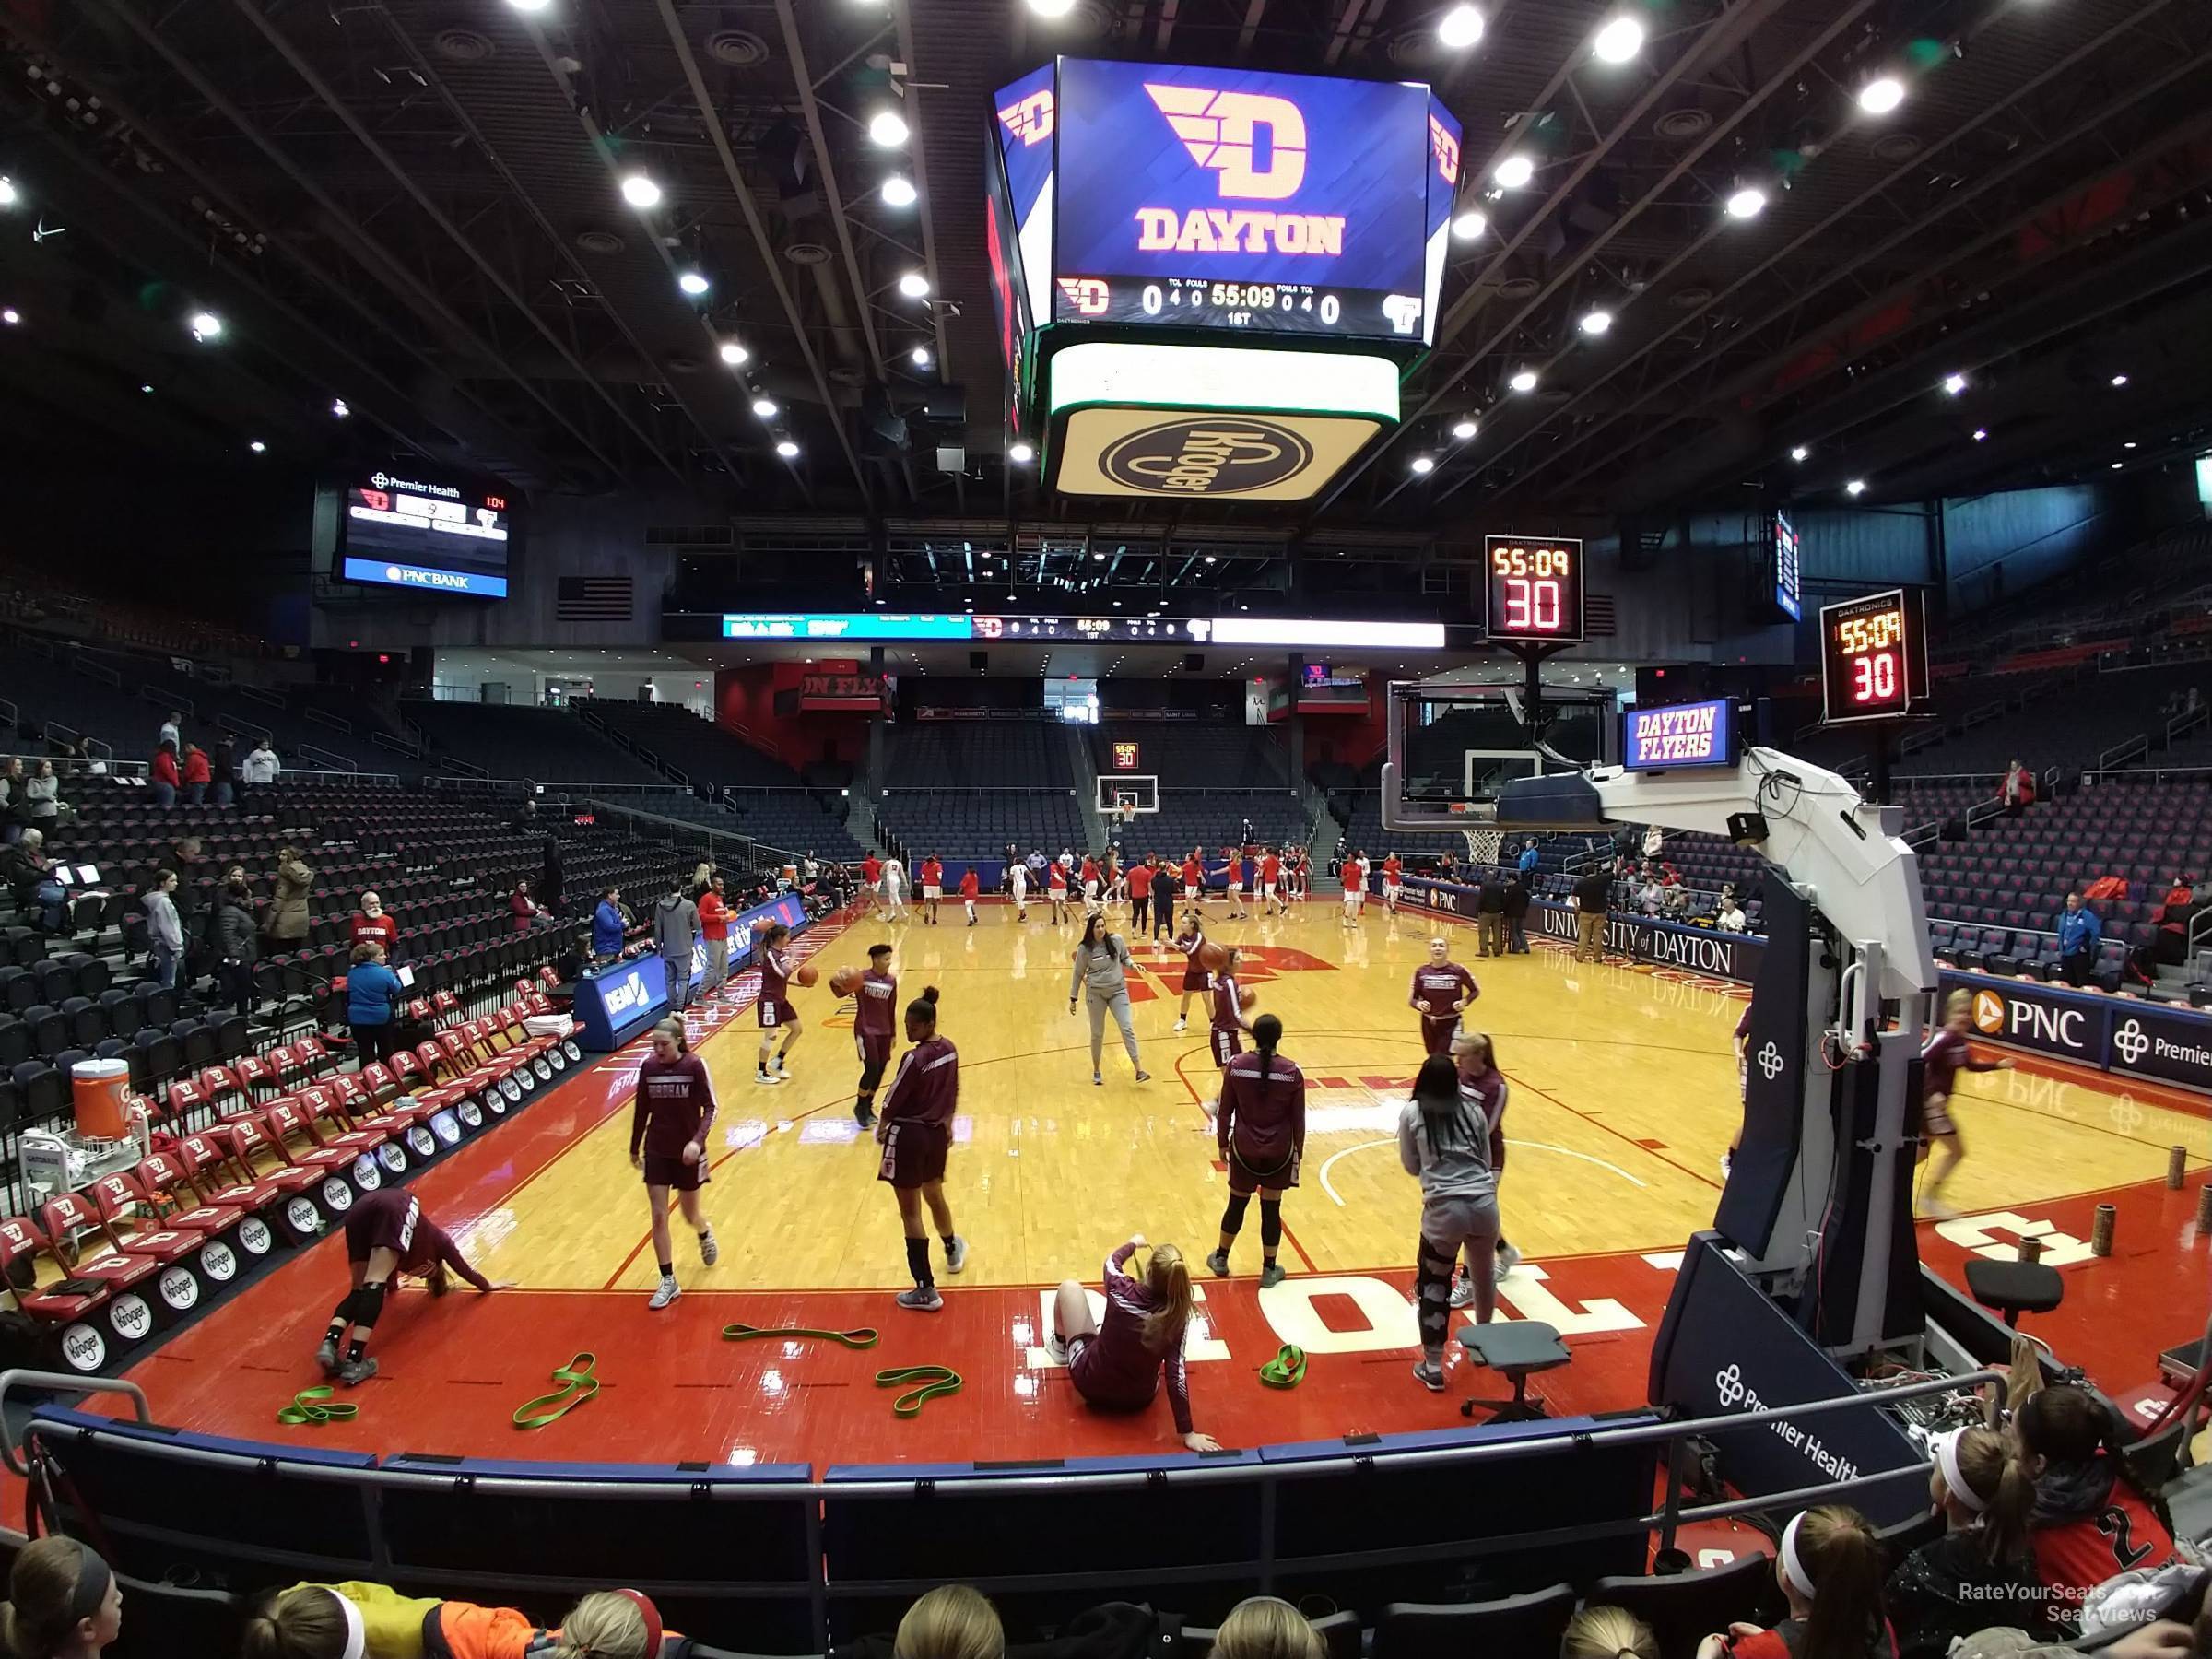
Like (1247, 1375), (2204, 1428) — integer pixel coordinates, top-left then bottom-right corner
(799, 672), (888, 712)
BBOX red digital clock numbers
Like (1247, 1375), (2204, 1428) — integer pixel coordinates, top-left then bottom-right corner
(1484, 535), (1585, 643)
(1818, 588), (1927, 725)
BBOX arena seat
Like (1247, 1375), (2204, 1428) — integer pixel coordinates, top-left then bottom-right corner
(1584, 1552), (1781, 1657)
(1372, 1585), (1578, 1659)
(109, 1573), (244, 1659)
(1178, 1611), (1359, 1659)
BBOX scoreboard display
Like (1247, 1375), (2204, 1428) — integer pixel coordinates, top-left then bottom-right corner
(338, 465), (513, 599)
(1819, 588), (1927, 724)
(1484, 535), (1585, 643)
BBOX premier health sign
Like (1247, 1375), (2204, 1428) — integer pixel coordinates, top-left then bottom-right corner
(1941, 971), (2212, 1093)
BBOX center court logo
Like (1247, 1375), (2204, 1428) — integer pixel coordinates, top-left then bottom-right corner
(1145, 84), (1307, 199)
(1100, 418), (1313, 497)
(2113, 1018), (2150, 1065)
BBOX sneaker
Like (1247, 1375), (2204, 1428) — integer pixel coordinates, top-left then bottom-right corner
(1259, 1263), (1287, 1289)
(1450, 1275), (1477, 1309)
(699, 1230), (719, 1267)
(1045, 1333), (1067, 1366)
(336, 1356), (378, 1387)
(315, 1336), (340, 1376)
(1494, 1241), (1523, 1282)
(1093, 1071), (1103, 1087)
(1412, 1360), (1447, 1393)
(1172, 1018), (1187, 1032)
(945, 1235), (968, 1275)
(773, 1057), (788, 1075)
(897, 1286), (944, 1312)
(756, 1070), (777, 1086)
(649, 1275), (680, 1310)
(1919, 1196), (1959, 1221)
(1134, 1069), (1150, 1082)
(854, 1105), (877, 1129)
(1719, 1151), (1734, 1179)
(1206, 1248), (1230, 1277)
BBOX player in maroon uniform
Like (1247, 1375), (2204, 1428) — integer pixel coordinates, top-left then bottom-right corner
(1171, 908), (1209, 1032)
(754, 922), (803, 1087)
(316, 1188), (511, 1385)
(1209, 949), (1252, 1069)
(1408, 937), (1477, 1055)
(852, 943), (898, 1128)
(1207, 1014), (1305, 1287)
(631, 1018), (721, 1310)
(1050, 1235), (1221, 1453)
(877, 986), (967, 1311)
(1917, 988), (2012, 1217)
(1452, 1030), (1520, 1290)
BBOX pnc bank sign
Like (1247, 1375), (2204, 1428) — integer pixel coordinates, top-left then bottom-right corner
(1137, 84), (1347, 257)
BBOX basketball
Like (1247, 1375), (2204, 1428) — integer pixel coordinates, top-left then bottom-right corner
(796, 962), (820, 988)
(1238, 982), (1258, 1013)
(1198, 941), (1230, 973)
(829, 966), (862, 997)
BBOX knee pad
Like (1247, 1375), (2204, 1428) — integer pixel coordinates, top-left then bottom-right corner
(1259, 1199), (1282, 1248)
(1219, 1194), (1251, 1236)
(346, 1281), (389, 1330)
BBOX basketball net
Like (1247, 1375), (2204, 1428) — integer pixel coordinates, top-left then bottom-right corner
(1462, 828), (1503, 865)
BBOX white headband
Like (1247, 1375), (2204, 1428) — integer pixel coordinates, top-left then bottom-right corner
(1936, 1429), (1989, 1512)
(1781, 1512), (1818, 1601)
(334, 1590), (365, 1659)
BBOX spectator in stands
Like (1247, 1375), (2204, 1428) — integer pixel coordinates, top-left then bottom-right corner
(593, 888), (629, 962)
(0, 756), (20, 840)
(59, 739), (103, 779)
(1518, 839), (1540, 876)
(511, 877), (547, 933)
(1503, 871), (1532, 953)
(148, 739), (179, 807)
(2130, 874), (2198, 986)
(20, 759), (57, 829)
(265, 845), (312, 949)
(241, 738), (279, 792)
(346, 939), (405, 1065)
(179, 742), (210, 806)
(207, 740), (235, 807)
(896, 1585), (1004, 1659)
(2016, 1384), (2177, 1597)
(1886, 1426), (2049, 1659)
(2056, 893), (2102, 987)
(538, 832), (565, 916)
(1696, 1505), (1888, 1659)
(699, 876), (732, 992)
(244, 1583), (665, 1659)
(1642, 823), (1664, 860)
(655, 877), (699, 1012)
(145, 868), (183, 991)
(1563, 1607), (1660, 1659)
(1717, 888), (1748, 934)
(1050, 1233), (1219, 1453)
(1210, 1598), (1319, 1659)
(1572, 865), (1610, 962)
(0, 1535), (123, 1658)
(2000, 759), (2035, 818)
(1, 829), (64, 933)
(212, 867), (258, 1016)
(157, 710), (180, 753)
(349, 891), (399, 958)
(688, 860), (714, 900)
(1660, 867), (1690, 919)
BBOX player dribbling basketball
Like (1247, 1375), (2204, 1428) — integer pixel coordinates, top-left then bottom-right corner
(1207, 1013), (1304, 1288)
(851, 942), (897, 1128)
(631, 1018), (720, 1310)
(877, 986), (967, 1311)
(755, 922), (803, 1086)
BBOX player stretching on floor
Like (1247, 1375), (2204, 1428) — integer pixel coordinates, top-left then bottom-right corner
(1051, 1233), (1222, 1453)
(1171, 908), (1209, 1032)
(1047, 858), (1069, 924)
(1208, 1013), (1304, 1288)
(316, 1189), (511, 1385)
(755, 923), (802, 1086)
(1409, 936), (1477, 1054)
(852, 942), (897, 1128)
(1401, 1052), (1500, 1390)
(1918, 987), (2013, 1218)
(1209, 947), (1252, 1068)
(919, 855), (944, 925)
(632, 1018), (720, 1310)
(877, 986), (966, 1311)
(959, 865), (980, 926)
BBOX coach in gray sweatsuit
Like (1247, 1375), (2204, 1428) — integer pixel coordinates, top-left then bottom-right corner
(654, 882), (700, 1013)
(1068, 912), (1149, 1087)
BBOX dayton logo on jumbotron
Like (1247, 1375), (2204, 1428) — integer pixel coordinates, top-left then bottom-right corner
(1138, 84), (1347, 257)
(998, 88), (1053, 147)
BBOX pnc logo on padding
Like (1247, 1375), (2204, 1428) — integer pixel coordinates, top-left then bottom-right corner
(1100, 418), (1313, 498)
(1971, 989), (2006, 1035)
(1145, 84), (1307, 200)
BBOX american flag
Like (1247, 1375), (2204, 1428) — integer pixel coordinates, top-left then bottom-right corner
(556, 576), (632, 621)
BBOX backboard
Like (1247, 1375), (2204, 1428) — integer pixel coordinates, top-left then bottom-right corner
(1094, 774), (1159, 814)
(1379, 680), (1618, 834)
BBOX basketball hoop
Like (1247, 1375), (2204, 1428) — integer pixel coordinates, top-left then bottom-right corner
(1462, 828), (1503, 866)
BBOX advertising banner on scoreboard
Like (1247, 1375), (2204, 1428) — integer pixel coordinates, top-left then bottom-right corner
(336, 464), (515, 600)
(1623, 700), (1740, 771)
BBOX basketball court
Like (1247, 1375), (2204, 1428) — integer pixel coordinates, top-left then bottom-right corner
(91, 889), (2210, 1469)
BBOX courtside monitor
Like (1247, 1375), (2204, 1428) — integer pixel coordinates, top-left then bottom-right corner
(1379, 680), (1618, 835)
(336, 464), (515, 599)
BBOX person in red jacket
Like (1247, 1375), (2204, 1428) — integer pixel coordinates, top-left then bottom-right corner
(1128, 855), (1154, 937)
(510, 877), (547, 933)
(150, 740), (181, 807)
(181, 742), (213, 806)
(959, 865), (980, 927)
(1259, 847), (1284, 917)
(696, 877), (732, 994)
(1698, 1506), (1895, 1659)
(2017, 1386), (2178, 1597)
(919, 855), (944, 926)
(1046, 857), (1069, 925)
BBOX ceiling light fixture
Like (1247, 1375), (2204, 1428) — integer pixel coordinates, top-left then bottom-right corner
(2111, 373), (2129, 387)
(0, 177), (17, 210)
(1008, 441), (1035, 464)
(1788, 445), (1809, 462)
(1972, 428), (1988, 441)
(898, 270), (931, 299)
(1410, 455), (1435, 475)
(881, 175), (918, 208)
(751, 397), (779, 419)
(1845, 479), (1867, 497)
(777, 440), (801, 459)
(619, 173), (663, 209)
(1508, 368), (1539, 393)
(1725, 185), (1767, 220)
(1027, 0), (1077, 16)
(248, 440), (266, 453)
(1941, 372), (1967, 396)
(719, 341), (749, 366)
(677, 270), (711, 297)
(1857, 76), (1906, 115)
(869, 111), (911, 147)
(1580, 308), (1613, 336)
(1493, 154), (1535, 190)
(1592, 15), (1645, 62)
(331, 397), (350, 418)
(0, 308), (18, 327)
(1451, 209), (1487, 241)
(1452, 418), (1478, 441)
(1438, 4), (1485, 49)
(911, 345), (933, 368)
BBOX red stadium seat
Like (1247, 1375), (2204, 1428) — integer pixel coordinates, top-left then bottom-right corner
(162, 1077), (206, 1125)
(0, 1217), (112, 1332)
(34, 1193), (159, 1297)
(232, 1051), (277, 1102)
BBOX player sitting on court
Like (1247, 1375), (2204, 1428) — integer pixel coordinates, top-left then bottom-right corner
(1049, 1233), (1222, 1453)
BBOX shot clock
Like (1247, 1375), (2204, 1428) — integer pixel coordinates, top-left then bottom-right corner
(1818, 588), (1928, 724)
(1484, 535), (1585, 644)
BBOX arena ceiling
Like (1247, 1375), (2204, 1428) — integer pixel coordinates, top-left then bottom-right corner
(3, 0), (2209, 535)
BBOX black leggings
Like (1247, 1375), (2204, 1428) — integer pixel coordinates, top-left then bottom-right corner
(353, 1022), (400, 1065)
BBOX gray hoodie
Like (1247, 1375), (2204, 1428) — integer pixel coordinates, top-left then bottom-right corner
(654, 891), (699, 965)
(1069, 932), (1133, 1000)
(1396, 1088), (1497, 1205)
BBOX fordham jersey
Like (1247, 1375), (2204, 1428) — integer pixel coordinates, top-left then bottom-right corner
(1922, 1027), (2001, 1097)
(1217, 1049), (1306, 1171)
(630, 1053), (718, 1160)
(880, 1034), (959, 1129)
(759, 947), (794, 1003)
(1410, 962), (1477, 1021)
(1210, 973), (1243, 1031)
(854, 969), (899, 1037)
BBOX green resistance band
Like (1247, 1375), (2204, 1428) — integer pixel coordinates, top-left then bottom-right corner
(512, 1352), (600, 1430)
(721, 1323), (880, 1349)
(876, 1364), (962, 1418)
(1259, 1345), (1308, 1390)
(276, 1386), (359, 1427)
